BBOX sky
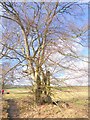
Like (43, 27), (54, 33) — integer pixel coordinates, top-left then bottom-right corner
(0, 2), (88, 86)
(2, 0), (89, 2)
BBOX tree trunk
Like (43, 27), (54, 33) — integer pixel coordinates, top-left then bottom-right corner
(35, 67), (42, 105)
(41, 70), (52, 104)
(46, 71), (51, 96)
(35, 69), (52, 105)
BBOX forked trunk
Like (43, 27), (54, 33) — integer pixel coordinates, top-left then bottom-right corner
(35, 70), (52, 105)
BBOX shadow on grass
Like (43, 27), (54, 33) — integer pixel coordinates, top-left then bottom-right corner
(7, 99), (19, 119)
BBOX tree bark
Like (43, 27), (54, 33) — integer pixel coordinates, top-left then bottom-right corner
(46, 71), (51, 96)
(35, 69), (52, 105)
(35, 67), (42, 104)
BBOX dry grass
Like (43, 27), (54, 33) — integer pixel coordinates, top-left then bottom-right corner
(2, 99), (8, 118)
(17, 96), (88, 118)
(2, 86), (89, 118)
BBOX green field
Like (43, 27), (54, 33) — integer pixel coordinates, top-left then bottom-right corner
(2, 86), (89, 118)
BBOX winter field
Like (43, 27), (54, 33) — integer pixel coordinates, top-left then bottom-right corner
(1, 86), (89, 119)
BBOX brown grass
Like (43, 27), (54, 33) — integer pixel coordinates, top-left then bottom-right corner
(2, 86), (89, 118)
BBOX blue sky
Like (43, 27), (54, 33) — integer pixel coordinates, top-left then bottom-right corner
(0, 2), (88, 86)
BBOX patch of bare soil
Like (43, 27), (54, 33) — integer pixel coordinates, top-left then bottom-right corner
(7, 99), (19, 119)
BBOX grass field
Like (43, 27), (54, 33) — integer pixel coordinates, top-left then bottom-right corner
(2, 86), (89, 118)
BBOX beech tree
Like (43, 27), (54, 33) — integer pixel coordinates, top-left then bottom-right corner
(0, 2), (88, 104)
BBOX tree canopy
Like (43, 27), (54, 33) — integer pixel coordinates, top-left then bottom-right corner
(0, 2), (88, 104)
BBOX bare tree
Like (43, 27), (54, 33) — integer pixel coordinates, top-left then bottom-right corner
(2, 62), (15, 89)
(0, 2), (88, 104)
